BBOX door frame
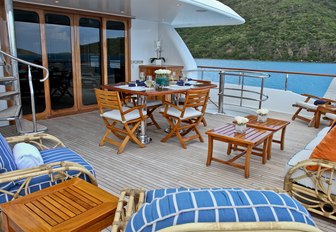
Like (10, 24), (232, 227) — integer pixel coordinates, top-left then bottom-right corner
(13, 2), (131, 119)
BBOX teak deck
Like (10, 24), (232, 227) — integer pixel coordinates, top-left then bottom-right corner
(0, 178), (118, 232)
(0, 110), (334, 232)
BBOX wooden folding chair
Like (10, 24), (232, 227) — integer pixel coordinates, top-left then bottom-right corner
(95, 88), (146, 154)
(292, 94), (336, 127)
(160, 88), (210, 148)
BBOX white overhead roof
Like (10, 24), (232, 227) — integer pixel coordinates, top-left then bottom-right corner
(15, 0), (245, 27)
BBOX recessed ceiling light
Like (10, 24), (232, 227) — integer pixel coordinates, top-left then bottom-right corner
(176, 3), (181, 7)
(55, 0), (59, 3)
(120, 10), (125, 14)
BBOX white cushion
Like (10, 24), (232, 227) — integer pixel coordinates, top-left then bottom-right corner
(316, 126), (330, 137)
(102, 106), (146, 122)
(161, 107), (202, 119)
(285, 149), (336, 194)
(304, 136), (323, 150)
(295, 101), (317, 110)
(13, 143), (43, 169)
(325, 113), (336, 120)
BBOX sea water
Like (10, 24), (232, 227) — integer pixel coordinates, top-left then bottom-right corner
(195, 59), (336, 97)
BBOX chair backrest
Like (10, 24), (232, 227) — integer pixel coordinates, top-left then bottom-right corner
(95, 88), (122, 113)
(182, 88), (210, 115)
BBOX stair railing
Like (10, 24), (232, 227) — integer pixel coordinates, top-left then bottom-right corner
(0, 49), (49, 133)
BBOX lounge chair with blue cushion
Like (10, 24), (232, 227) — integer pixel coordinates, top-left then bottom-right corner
(112, 188), (321, 232)
(0, 133), (96, 204)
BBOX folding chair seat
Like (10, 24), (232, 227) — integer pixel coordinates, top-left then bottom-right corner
(160, 88), (210, 148)
(95, 88), (147, 154)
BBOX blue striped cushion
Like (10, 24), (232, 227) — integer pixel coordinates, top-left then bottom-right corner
(0, 134), (17, 191)
(126, 189), (316, 232)
(146, 187), (239, 203)
(0, 147), (95, 204)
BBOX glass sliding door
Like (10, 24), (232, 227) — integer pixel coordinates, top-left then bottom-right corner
(14, 9), (45, 115)
(79, 18), (101, 105)
(106, 21), (125, 84)
(45, 13), (74, 110)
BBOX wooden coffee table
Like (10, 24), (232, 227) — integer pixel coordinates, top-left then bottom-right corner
(0, 178), (118, 232)
(246, 114), (290, 154)
(206, 124), (272, 178)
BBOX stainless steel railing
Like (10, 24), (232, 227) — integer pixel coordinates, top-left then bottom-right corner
(0, 50), (49, 132)
(197, 65), (336, 91)
(182, 68), (270, 113)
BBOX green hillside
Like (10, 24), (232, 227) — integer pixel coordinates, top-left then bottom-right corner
(176, 0), (336, 62)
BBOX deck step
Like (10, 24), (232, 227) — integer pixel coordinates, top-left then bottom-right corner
(17, 118), (47, 134)
(0, 105), (21, 120)
(0, 91), (19, 99)
(0, 76), (17, 83)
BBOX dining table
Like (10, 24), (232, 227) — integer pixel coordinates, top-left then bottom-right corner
(102, 80), (217, 144)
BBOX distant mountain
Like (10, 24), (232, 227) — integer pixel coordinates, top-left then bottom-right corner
(176, 0), (336, 62)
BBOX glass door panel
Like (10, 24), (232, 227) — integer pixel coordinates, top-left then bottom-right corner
(14, 9), (45, 115)
(79, 18), (101, 105)
(106, 21), (125, 84)
(45, 14), (74, 110)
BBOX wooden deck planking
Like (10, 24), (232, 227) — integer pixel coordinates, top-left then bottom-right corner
(0, 110), (334, 231)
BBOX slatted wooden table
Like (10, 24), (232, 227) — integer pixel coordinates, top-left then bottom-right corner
(246, 114), (290, 154)
(0, 178), (118, 232)
(206, 124), (273, 178)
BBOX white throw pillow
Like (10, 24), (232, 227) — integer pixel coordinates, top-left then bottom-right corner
(13, 143), (44, 169)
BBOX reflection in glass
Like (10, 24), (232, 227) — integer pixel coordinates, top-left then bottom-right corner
(106, 21), (125, 84)
(45, 14), (74, 110)
(14, 9), (45, 115)
(79, 18), (101, 105)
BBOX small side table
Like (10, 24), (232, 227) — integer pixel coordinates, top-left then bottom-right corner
(0, 178), (118, 232)
(246, 115), (290, 155)
(206, 124), (272, 178)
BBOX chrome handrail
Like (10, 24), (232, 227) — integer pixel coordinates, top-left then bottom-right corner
(197, 65), (336, 91)
(0, 50), (49, 81)
(0, 49), (49, 133)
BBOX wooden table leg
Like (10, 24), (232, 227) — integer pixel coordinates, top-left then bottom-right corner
(227, 143), (232, 155)
(280, 126), (287, 150)
(261, 138), (268, 164)
(244, 146), (253, 178)
(267, 134), (273, 160)
(314, 110), (321, 128)
(206, 135), (213, 166)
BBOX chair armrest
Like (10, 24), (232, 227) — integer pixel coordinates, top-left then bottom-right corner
(6, 133), (65, 150)
(0, 161), (97, 199)
(112, 188), (145, 232)
(285, 159), (336, 189)
(284, 158), (336, 219)
(301, 93), (321, 100)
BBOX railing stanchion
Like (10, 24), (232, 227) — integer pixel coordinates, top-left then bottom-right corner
(218, 71), (225, 114)
(27, 65), (37, 133)
(259, 78), (265, 109)
(285, 73), (289, 91)
(240, 73), (245, 107)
